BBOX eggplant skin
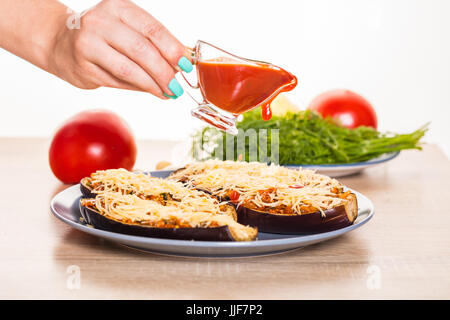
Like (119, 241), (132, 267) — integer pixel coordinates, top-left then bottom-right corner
(80, 203), (238, 241)
(80, 179), (95, 198)
(236, 193), (358, 234)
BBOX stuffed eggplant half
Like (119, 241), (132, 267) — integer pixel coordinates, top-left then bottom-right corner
(169, 160), (358, 234)
(79, 169), (257, 241)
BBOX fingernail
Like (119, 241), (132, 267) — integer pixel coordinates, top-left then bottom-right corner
(168, 78), (184, 97)
(163, 92), (177, 99)
(178, 56), (193, 73)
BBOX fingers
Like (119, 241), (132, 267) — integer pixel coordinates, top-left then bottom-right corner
(63, 0), (191, 98)
(82, 61), (152, 93)
(102, 21), (178, 97)
(118, 2), (192, 72)
(84, 39), (166, 98)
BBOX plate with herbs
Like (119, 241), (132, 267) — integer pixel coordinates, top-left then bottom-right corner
(192, 109), (427, 177)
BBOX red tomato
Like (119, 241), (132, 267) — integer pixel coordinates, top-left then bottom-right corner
(229, 190), (240, 202)
(308, 89), (377, 129)
(49, 110), (137, 184)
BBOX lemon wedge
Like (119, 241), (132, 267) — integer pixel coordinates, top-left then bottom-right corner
(270, 94), (299, 116)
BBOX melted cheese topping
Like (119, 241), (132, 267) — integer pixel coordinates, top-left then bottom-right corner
(81, 169), (257, 241)
(169, 160), (347, 215)
(83, 168), (228, 216)
(87, 193), (254, 240)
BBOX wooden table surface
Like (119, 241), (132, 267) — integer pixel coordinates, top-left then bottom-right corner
(0, 137), (449, 299)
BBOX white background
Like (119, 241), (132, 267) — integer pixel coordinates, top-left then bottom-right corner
(0, 0), (449, 157)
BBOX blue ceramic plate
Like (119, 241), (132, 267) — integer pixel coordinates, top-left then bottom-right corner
(50, 170), (374, 258)
(284, 151), (400, 178)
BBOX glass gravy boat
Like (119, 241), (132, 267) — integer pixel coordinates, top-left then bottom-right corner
(179, 40), (297, 135)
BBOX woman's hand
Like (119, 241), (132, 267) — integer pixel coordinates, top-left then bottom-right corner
(48, 0), (192, 99)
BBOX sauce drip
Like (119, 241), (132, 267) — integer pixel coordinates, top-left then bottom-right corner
(261, 104), (272, 121)
(197, 58), (297, 120)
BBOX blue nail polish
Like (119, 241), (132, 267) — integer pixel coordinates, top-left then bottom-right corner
(163, 92), (177, 99)
(168, 78), (184, 97)
(178, 56), (193, 73)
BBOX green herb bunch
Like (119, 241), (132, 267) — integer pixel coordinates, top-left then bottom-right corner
(192, 109), (428, 165)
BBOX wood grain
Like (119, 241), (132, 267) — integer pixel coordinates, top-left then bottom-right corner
(0, 137), (449, 299)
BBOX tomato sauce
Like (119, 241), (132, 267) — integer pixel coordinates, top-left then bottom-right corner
(229, 190), (240, 203)
(197, 59), (297, 120)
